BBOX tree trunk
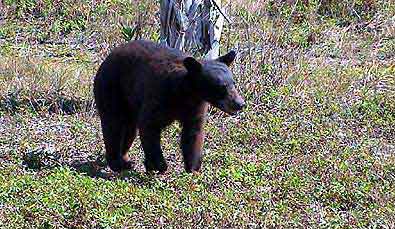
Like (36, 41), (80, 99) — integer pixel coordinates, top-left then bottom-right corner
(159, 0), (224, 59)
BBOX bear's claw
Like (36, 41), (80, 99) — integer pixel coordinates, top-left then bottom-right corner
(144, 158), (168, 174)
(108, 159), (133, 172)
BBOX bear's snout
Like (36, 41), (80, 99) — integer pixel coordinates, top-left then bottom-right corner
(219, 93), (245, 115)
(226, 86), (245, 114)
(231, 97), (245, 111)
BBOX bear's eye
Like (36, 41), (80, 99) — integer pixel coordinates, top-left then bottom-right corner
(219, 84), (228, 96)
(216, 83), (225, 90)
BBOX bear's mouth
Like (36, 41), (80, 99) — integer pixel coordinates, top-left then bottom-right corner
(212, 100), (241, 116)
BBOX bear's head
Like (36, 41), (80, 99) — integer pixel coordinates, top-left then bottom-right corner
(184, 51), (245, 115)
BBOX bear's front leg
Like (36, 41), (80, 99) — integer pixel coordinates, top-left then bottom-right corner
(181, 119), (205, 173)
(139, 126), (168, 173)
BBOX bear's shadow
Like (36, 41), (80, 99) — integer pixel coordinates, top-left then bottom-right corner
(22, 150), (150, 185)
(71, 159), (153, 185)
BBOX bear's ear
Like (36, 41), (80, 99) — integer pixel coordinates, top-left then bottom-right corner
(183, 57), (202, 73)
(217, 50), (236, 66)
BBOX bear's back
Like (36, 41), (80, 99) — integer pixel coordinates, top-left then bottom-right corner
(112, 40), (186, 65)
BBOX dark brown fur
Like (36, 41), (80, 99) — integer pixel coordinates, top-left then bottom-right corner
(94, 40), (244, 173)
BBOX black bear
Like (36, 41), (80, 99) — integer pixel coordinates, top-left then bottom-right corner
(93, 40), (245, 173)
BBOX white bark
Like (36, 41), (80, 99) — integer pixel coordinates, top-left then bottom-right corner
(160, 0), (225, 59)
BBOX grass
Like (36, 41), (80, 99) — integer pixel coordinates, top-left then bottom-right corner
(0, 0), (395, 227)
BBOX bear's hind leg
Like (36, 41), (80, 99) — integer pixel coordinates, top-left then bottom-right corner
(101, 116), (133, 172)
(139, 127), (168, 173)
(120, 120), (137, 164)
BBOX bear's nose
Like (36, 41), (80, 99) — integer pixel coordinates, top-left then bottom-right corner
(233, 99), (245, 111)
